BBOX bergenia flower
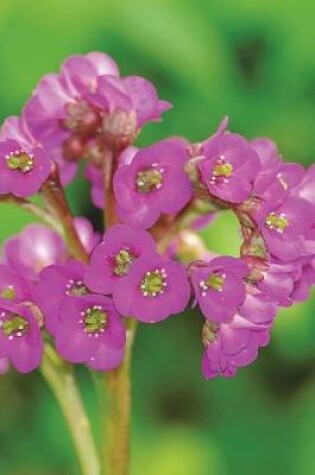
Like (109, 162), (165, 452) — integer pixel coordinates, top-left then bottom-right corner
(0, 264), (31, 303)
(191, 256), (250, 323)
(84, 224), (156, 294)
(0, 300), (43, 373)
(114, 139), (193, 229)
(33, 260), (89, 335)
(257, 196), (314, 261)
(202, 317), (271, 379)
(113, 253), (191, 323)
(53, 295), (126, 371)
(2, 224), (68, 282)
(198, 133), (260, 204)
(0, 116), (51, 197)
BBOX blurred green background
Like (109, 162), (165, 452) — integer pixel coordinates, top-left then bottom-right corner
(1, 0), (315, 474)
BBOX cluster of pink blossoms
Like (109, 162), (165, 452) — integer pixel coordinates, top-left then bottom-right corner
(0, 51), (314, 378)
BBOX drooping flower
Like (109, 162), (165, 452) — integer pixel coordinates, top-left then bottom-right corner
(0, 116), (51, 197)
(33, 260), (89, 335)
(53, 295), (126, 371)
(190, 256), (250, 323)
(113, 253), (191, 323)
(198, 132), (260, 204)
(84, 224), (156, 294)
(202, 318), (271, 379)
(0, 300), (43, 373)
(114, 139), (193, 229)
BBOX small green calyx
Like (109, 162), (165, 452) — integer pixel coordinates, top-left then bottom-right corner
(140, 269), (167, 297)
(265, 212), (289, 233)
(114, 249), (135, 276)
(136, 168), (163, 193)
(1, 286), (16, 300)
(84, 308), (107, 334)
(206, 273), (225, 291)
(2, 314), (28, 337)
(6, 152), (34, 173)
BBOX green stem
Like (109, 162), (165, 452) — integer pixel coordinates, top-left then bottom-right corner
(41, 169), (89, 263)
(102, 319), (137, 475)
(40, 345), (101, 475)
(0, 194), (61, 232)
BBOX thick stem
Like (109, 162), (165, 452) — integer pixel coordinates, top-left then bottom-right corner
(41, 169), (89, 263)
(102, 148), (119, 228)
(102, 319), (137, 475)
(40, 344), (100, 475)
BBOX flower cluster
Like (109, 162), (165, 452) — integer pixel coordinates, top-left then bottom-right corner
(0, 51), (314, 380)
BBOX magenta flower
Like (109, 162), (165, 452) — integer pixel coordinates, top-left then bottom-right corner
(191, 257), (250, 323)
(33, 260), (89, 335)
(0, 300), (43, 373)
(293, 163), (315, 206)
(0, 264), (31, 303)
(113, 253), (190, 323)
(198, 133), (260, 204)
(256, 259), (298, 307)
(2, 224), (68, 282)
(114, 139), (193, 229)
(257, 196), (314, 261)
(251, 138), (305, 203)
(291, 256), (315, 302)
(53, 295), (126, 371)
(202, 319), (271, 379)
(0, 116), (51, 197)
(84, 224), (156, 294)
(23, 52), (118, 183)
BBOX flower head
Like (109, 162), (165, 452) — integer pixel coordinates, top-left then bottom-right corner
(54, 295), (126, 371)
(113, 253), (191, 323)
(84, 224), (156, 294)
(114, 139), (193, 229)
(0, 117), (51, 197)
(0, 300), (43, 373)
(191, 256), (250, 323)
(198, 133), (260, 204)
(33, 260), (89, 335)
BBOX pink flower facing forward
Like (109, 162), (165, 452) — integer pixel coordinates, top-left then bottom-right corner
(53, 295), (126, 372)
(23, 52), (171, 184)
(257, 195), (314, 261)
(114, 139), (193, 229)
(0, 264), (32, 303)
(191, 257), (250, 323)
(84, 224), (156, 294)
(198, 132), (260, 204)
(33, 260), (89, 336)
(0, 300), (43, 373)
(0, 116), (51, 197)
(113, 253), (191, 323)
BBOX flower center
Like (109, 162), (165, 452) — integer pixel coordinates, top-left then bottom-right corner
(140, 269), (167, 297)
(265, 212), (289, 234)
(82, 305), (108, 336)
(209, 156), (233, 185)
(6, 151), (34, 173)
(0, 313), (28, 339)
(66, 280), (89, 296)
(0, 286), (16, 300)
(136, 166), (163, 193)
(113, 248), (135, 276)
(199, 272), (226, 297)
